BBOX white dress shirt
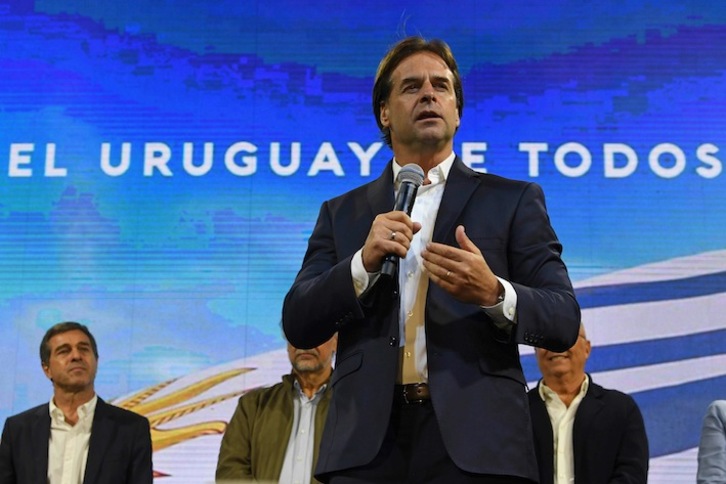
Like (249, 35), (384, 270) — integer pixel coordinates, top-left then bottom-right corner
(351, 154), (517, 380)
(539, 376), (590, 484)
(395, 154), (449, 380)
(278, 381), (327, 484)
(48, 394), (97, 484)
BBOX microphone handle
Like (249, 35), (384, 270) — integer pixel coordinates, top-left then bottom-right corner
(380, 254), (398, 278)
(380, 182), (419, 278)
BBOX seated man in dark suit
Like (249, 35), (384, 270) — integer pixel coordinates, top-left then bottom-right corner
(0, 321), (153, 484)
(528, 323), (649, 484)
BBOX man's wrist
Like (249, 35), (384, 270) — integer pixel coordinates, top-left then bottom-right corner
(482, 282), (504, 307)
(496, 283), (505, 304)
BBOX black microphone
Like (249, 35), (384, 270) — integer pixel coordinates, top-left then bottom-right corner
(380, 163), (425, 279)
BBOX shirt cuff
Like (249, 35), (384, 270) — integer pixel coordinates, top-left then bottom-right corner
(351, 248), (380, 297)
(481, 277), (517, 330)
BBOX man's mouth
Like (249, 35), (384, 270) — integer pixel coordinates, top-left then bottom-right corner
(416, 111), (441, 121)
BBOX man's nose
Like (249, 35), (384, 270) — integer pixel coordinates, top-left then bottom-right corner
(420, 82), (435, 102)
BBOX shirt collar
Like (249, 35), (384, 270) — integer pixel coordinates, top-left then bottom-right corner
(538, 374), (589, 402)
(49, 394), (98, 422)
(292, 378), (328, 402)
(392, 152), (456, 189)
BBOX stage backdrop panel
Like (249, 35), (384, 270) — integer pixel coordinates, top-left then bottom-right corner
(1, 1), (724, 482)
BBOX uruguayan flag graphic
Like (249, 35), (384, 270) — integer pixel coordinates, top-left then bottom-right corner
(114, 250), (725, 482)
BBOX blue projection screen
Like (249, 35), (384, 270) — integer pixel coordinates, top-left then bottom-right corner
(1, 1), (725, 482)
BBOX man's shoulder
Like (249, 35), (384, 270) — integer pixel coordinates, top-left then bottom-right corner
(326, 175), (384, 206)
(4, 402), (48, 425)
(587, 380), (640, 409)
(230, 379), (293, 423)
(706, 399), (726, 415)
(473, 170), (540, 195)
(96, 398), (149, 426)
(238, 378), (290, 404)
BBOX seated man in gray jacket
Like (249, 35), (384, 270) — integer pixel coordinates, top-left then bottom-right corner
(216, 334), (336, 483)
(697, 400), (726, 484)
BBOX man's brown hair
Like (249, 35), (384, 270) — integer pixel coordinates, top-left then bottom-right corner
(40, 321), (99, 366)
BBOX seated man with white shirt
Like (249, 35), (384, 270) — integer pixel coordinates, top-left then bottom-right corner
(527, 323), (649, 484)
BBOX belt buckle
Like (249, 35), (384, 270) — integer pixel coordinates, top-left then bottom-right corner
(402, 383), (427, 404)
(402, 386), (413, 404)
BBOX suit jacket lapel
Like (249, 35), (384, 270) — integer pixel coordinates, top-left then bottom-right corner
(573, 380), (605, 473)
(361, 161), (398, 313)
(433, 157), (481, 244)
(31, 405), (51, 484)
(83, 398), (114, 484)
(366, 160), (395, 221)
(530, 385), (555, 484)
(370, 158), (480, 243)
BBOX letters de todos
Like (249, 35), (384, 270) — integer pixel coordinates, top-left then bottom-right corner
(2, 140), (722, 179)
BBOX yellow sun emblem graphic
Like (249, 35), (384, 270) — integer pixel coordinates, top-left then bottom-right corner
(113, 367), (258, 479)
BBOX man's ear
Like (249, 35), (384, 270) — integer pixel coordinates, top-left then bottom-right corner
(42, 363), (52, 381)
(379, 102), (389, 127)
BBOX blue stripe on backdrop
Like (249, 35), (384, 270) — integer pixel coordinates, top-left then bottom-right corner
(633, 375), (726, 457)
(576, 271), (726, 308)
(521, 328), (726, 378)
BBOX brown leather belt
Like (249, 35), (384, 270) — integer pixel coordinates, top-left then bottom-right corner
(395, 383), (430, 404)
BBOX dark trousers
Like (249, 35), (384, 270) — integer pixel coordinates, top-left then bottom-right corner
(327, 399), (534, 484)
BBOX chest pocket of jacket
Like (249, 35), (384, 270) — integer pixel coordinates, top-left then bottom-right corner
(466, 234), (508, 276)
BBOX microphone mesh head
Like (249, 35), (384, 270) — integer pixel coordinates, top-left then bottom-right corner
(397, 164), (425, 187)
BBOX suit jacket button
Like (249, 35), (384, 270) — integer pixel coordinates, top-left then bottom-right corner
(389, 337), (398, 346)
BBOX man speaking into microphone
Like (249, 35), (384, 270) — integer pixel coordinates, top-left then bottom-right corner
(283, 36), (580, 483)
